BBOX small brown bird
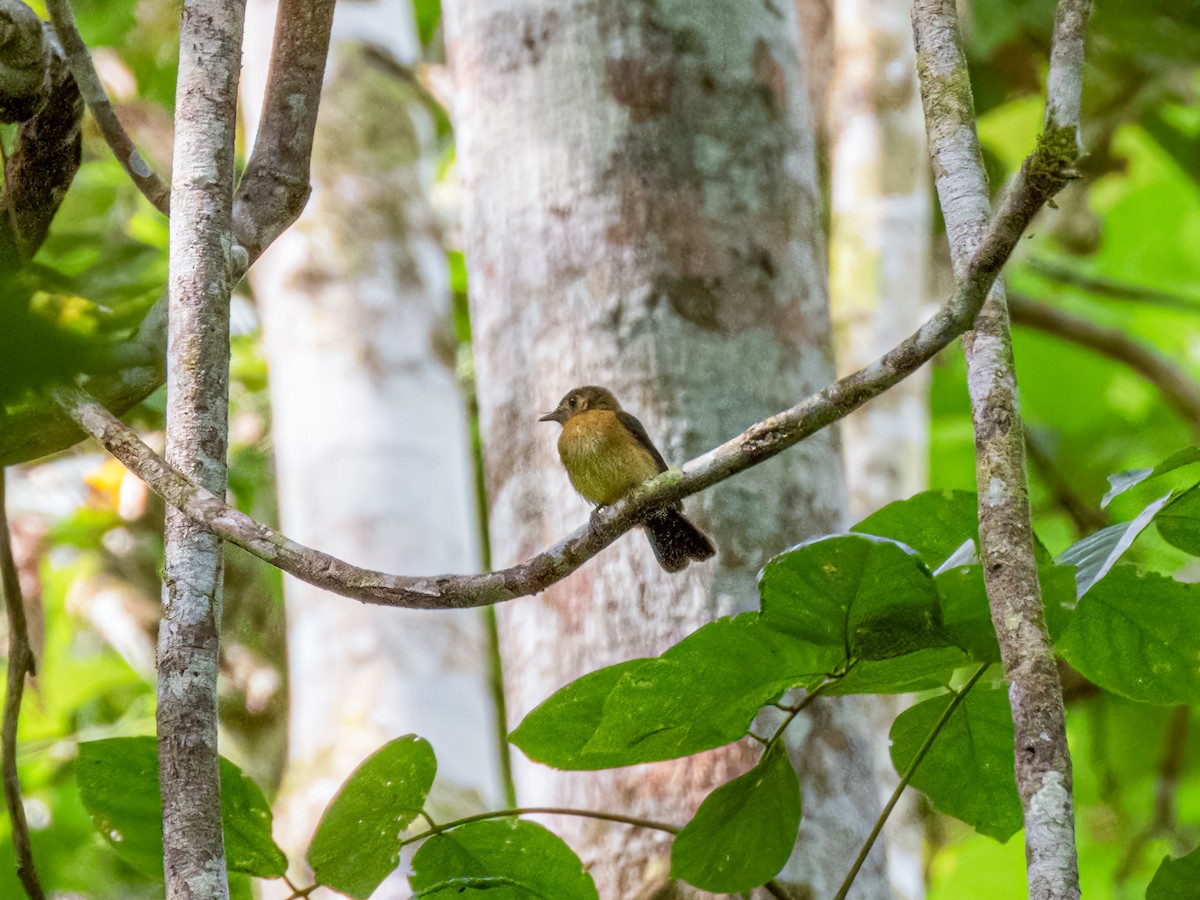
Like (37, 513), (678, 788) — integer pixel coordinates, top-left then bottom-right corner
(539, 386), (716, 572)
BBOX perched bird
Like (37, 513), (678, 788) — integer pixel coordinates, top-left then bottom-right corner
(539, 385), (716, 572)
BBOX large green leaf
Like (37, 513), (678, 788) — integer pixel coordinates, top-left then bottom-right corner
(510, 614), (819, 769)
(851, 489), (980, 567)
(890, 687), (1022, 842)
(1147, 846), (1200, 899)
(409, 819), (598, 899)
(1056, 568), (1200, 705)
(671, 743), (800, 893)
(307, 735), (437, 899)
(76, 736), (287, 880)
(1157, 482), (1200, 557)
(760, 534), (946, 661)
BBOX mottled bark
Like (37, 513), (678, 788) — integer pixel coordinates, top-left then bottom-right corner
(827, 0), (931, 896)
(241, 1), (501, 893)
(912, 1), (1089, 898)
(442, 0), (886, 895)
(158, 0), (244, 897)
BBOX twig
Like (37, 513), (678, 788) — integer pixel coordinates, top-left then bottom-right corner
(231, 0), (335, 264)
(156, 0), (244, 896)
(1010, 294), (1200, 434)
(833, 665), (989, 900)
(399, 805), (682, 846)
(1024, 430), (1107, 536)
(913, 1), (1091, 898)
(1026, 258), (1200, 313)
(44, 0), (171, 215)
(0, 472), (45, 900)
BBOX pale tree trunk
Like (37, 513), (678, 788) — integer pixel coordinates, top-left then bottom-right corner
(242, 0), (501, 893)
(159, 1), (244, 897)
(827, 0), (932, 897)
(446, 1), (894, 896)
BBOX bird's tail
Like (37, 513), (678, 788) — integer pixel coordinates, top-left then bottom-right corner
(643, 507), (716, 572)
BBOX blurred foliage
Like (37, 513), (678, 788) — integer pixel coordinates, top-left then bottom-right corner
(0, 0), (1197, 895)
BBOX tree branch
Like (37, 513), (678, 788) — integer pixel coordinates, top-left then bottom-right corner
(156, 0), (244, 896)
(913, 1), (1090, 898)
(0, 472), (45, 900)
(231, 0), (335, 262)
(0, 0), (49, 121)
(1009, 294), (1200, 434)
(50, 118), (1076, 611)
(44, 0), (171, 215)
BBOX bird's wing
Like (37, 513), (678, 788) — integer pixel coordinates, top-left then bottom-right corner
(617, 410), (669, 473)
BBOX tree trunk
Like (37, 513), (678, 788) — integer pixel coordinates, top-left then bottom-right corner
(242, 1), (502, 892)
(827, 0), (932, 896)
(445, 0), (893, 895)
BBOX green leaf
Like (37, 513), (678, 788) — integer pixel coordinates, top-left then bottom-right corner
(76, 736), (287, 880)
(1147, 846), (1200, 899)
(1157, 482), (1200, 556)
(761, 534), (946, 661)
(414, 0), (442, 46)
(1102, 447), (1200, 508)
(1058, 492), (1173, 596)
(1056, 568), (1200, 705)
(851, 489), (979, 567)
(890, 687), (1022, 841)
(307, 735), (437, 899)
(511, 615), (819, 769)
(671, 743), (800, 893)
(509, 659), (653, 770)
(409, 819), (598, 899)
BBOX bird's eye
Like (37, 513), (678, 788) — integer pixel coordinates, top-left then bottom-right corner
(568, 396), (577, 408)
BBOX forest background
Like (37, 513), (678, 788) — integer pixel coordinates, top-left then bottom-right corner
(1, 0), (1199, 897)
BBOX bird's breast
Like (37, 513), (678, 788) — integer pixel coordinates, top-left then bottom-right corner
(557, 410), (660, 506)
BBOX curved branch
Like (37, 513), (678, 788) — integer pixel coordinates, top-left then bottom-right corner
(49, 127), (1074, 610)
(44, 0), (171, 215)
(1009, 294), (1200, 433)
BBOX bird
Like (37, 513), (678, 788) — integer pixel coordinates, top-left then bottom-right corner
(539, 385), (716, 572)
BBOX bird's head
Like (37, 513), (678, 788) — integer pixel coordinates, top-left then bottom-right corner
(539, 385), (621, 425)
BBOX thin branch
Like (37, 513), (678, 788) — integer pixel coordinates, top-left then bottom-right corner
(50, 122), (1076, 609)
(1026, 258), (1200, 313)
(44, 0), (171, 215)
(399, 806), (682, 846)
(231, 0), (335, 264)
(833, 665), (989, 900)
(0, 472), (45, 900)
(1010, 294), (1200, 434)
(156, 0), (244, 896)
(913, 2), (1091, 899)
(1024, 430), (1107, 536)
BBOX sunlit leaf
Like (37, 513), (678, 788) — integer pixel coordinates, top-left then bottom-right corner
(307, 735), (437, 899)
(410, 820), (597, 899)
(1056, 568), (1200, 705)
(671, 743), (800, 893)
(890, 687), (1022, 842)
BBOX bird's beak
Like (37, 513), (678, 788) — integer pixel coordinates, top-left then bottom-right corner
(539, 410), (565, 423)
